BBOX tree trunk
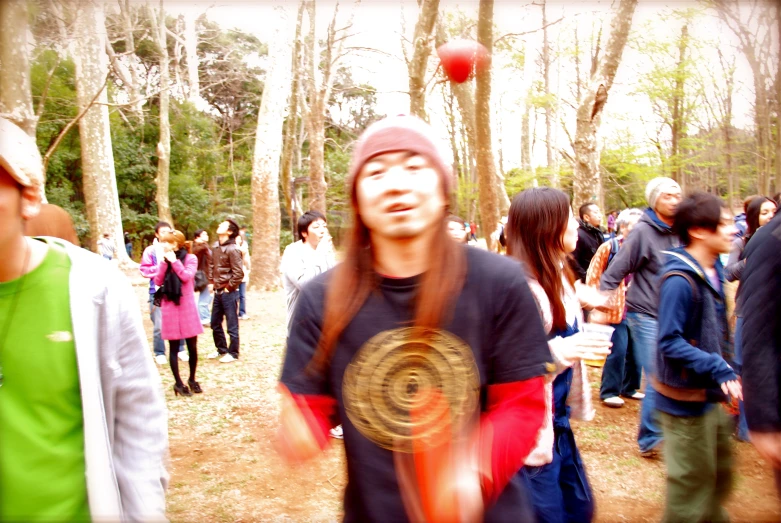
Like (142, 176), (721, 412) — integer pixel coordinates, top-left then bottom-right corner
(407, 0), (440, 120)
(541, 0), (558, 187)
(670, 23), (689, 185)
(251, 3), (294, 291)
(183, 10), (201, 104)
(281, 1), (306, 225)
(117, 0), (144, 122)
(150, 2), (173, 225)
(0, 0), (36, 137)
(304, 1), (326, 212)
(777, 13), (781, 194)
(572, 0), (637, 211)
(476, 0), (499, 250)
(304, 0), (359, 214)
(521, 105), (531, 172)
(71, 0), (128, 264)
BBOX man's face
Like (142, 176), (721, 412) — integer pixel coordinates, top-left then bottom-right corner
(355, 152), (445, 241)
(0, 167), (40, 246)
(447, 220), (467, 243)
(655, 189), (682, 220)
(155, 225), (172, 241)
(216, 221), (230, 236)
(697, 210), (737, 255)
(584, 204), (602, 227)
(303, 219), (328, 249)
(198, 231), (209, 243)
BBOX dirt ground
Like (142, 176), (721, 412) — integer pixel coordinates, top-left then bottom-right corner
(134, 284), (781, 522)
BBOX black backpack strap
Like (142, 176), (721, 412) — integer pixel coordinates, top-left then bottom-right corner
(660, 270), (700, 302)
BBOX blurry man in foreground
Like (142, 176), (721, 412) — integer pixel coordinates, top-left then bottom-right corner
(277, 115), (553, 521)
(0, 117), (168, 520)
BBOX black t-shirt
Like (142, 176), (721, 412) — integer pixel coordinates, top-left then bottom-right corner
(281, 246), (552, 522)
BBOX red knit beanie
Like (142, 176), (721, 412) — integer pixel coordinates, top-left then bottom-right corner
(347, 115), (453, 195)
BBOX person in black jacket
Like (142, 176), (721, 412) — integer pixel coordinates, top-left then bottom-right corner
(739, 210), (781, 496)
(570, 202), (605, 282)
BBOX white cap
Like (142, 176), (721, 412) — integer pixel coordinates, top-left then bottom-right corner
(0, 117), (44, 192)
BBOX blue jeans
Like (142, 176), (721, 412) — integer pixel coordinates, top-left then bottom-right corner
(626, 311), (664, 453)
(520, 429), (594, 523)
(238, 282), (247, 317)
(732, 317), (749, 441)
(148, 295), (183, 356)
(197, 288), (212, 323)
(600, 319), (641, 399)
(212, 290), (240, 358)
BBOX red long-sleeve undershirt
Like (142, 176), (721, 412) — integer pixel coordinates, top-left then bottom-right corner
(286, 376), (547, 504)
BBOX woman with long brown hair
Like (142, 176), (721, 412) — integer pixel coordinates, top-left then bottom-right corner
(505, 188), (611, 523)
(276, 116), (554, 522)
(153, 230), (203, 397)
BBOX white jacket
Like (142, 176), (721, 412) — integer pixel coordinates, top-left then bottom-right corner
(52, 238), (169, 521)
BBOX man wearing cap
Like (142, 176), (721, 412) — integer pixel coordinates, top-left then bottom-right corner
(276, 115), (554, 521)
(600, 176), (682, 458)
(0, 117), (168, 521)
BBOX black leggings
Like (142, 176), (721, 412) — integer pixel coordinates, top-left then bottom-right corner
(169, 337), (198, 387)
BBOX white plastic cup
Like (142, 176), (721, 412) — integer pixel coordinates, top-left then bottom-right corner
(580, 323), (614, 367)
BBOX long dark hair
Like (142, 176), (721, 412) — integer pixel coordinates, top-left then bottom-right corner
(746, 196), (776, 240)
(505, 187), (575, 332)
(311, 176), (466, 372)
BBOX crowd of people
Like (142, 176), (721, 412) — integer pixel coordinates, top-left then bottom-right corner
(276, 115), (781, 522)
(2, 108), (781, 522)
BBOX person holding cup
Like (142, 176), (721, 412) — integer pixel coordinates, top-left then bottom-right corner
(505, 188), (612, 523)
(585, 208), (645, 408)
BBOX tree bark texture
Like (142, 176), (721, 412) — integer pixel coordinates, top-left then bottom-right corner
(407, 0), (440, 120)
(0, 0), (36, 137)
(70, 0), (128, 262)
(476, 0), (499, 249)
(281, 1), (306, 228)
(149, 2), (173, 225)
(250, 4), (294, 291)
(572, 0), (637, 211)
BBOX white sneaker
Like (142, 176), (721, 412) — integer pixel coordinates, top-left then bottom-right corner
(627, 391), (646, 400)
(155, 354), (167, 365)
(207, 351), (220, 359)
(219, 354), (236, 363)
(603, 396), (625, 408)
(178, 351), (189, 362)
(329, 425), (344, 439)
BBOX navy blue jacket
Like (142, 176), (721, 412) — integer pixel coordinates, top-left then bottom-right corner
(656, 249), (736, 415)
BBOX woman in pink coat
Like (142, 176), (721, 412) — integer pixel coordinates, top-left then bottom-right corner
(154, 230), (204, 397)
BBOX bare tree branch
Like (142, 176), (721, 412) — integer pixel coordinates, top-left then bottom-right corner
(493, 16), (564, 46)
(43, 72), (110, 174)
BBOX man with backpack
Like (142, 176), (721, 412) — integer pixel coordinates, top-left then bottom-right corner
(586, 208), (644, 408)
(655, 192), (741, 522)
(599, 177), (682, 458)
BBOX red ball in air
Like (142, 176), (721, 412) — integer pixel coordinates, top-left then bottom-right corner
(436, 40), (490, 84)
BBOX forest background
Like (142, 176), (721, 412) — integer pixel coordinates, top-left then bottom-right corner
(1, 0), (779, 290)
